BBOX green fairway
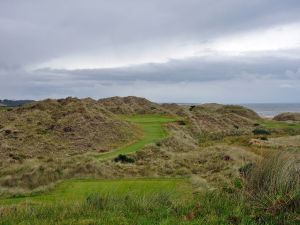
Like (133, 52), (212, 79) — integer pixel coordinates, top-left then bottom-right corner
(0, 178), (192, 205)
(0, 178), (196, 225)
(260, 119), (300, 135)
(262, 119), (300, 128)
(96, 115), (179, 160)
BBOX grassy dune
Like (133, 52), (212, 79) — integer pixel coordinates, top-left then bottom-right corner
(96, 115), (178, 160)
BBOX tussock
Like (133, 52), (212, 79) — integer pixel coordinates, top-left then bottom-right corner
(245, 152), (300, 214)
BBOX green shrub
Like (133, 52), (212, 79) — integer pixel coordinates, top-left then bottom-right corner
(114, 154), (135, 163)
(252, 128), (271, 135)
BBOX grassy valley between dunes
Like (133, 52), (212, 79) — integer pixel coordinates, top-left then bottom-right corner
(95, 115), (178, 160)
(0, 96), (299, 224)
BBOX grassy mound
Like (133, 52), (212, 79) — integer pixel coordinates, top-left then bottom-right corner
(187, 104), (260, 141)
(0, 97), (138, 159)
(274, 112), (300, 121)
(161, 103), (261, 142)
(98, 96), (173, 115)
(0, 97), (141, 191)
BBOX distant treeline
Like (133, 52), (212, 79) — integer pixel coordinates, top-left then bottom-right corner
(0, 99), (34, 107)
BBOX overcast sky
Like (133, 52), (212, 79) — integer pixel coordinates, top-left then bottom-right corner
(1, 0), (300, 103)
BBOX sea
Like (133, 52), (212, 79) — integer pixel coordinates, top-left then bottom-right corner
(241, 103), (300, 118)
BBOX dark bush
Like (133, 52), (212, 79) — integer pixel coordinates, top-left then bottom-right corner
(260, 136), (268, 141)
(177, 120), (186, 125)
(114, 154), (135, 163)
(46, 125), (55, 131)
(223, 155), (231, 161)
(252, 128), (271, 135)
(4, 129), (12, 135)
(8, 153), (24, 161)
(239, 163), (255, 177)
(63, 127), (73, 132)
(233, 125), (239, 129)
(189, 105), (196, 111)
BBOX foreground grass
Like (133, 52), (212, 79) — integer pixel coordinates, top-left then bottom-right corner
(0, 178), (192, 205)
(1, 187), (298, 225)
(0, 157), (299, 224)
(0, 192), (241, 225)
(96, 115), (178, 160)
(0, 178), (197, 225)
(0, 179), (254, 225)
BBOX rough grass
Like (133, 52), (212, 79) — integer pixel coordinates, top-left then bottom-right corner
(244, 152), (300, 216)
(250, 135), (300, 151)
(96, 115), (178, 160)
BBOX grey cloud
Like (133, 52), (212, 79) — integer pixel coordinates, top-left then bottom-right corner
(1, 0), (300, 68)
(38, 53), (300, 83)
(1, 0), (300, 102)
(1, 52), (300, 101)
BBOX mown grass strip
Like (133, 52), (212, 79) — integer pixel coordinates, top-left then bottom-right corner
(96, 115), (179, 160)
(0, 178), (192, 205)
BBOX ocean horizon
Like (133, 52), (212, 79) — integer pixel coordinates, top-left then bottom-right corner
(241, 103), (300, 117)
(175, 103), (300, 118)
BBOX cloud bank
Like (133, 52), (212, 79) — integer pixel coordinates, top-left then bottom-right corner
(1, 0), (300, 102)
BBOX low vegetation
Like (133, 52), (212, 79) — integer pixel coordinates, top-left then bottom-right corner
(0, 96), (299, 224)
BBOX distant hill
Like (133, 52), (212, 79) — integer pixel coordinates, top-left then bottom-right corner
(98, 97), (261, 137)
(162, 102), (260, 137)
(98, 96), (174, 115)
(273, 112), (300, 121)
(0, 99), (34, 107)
